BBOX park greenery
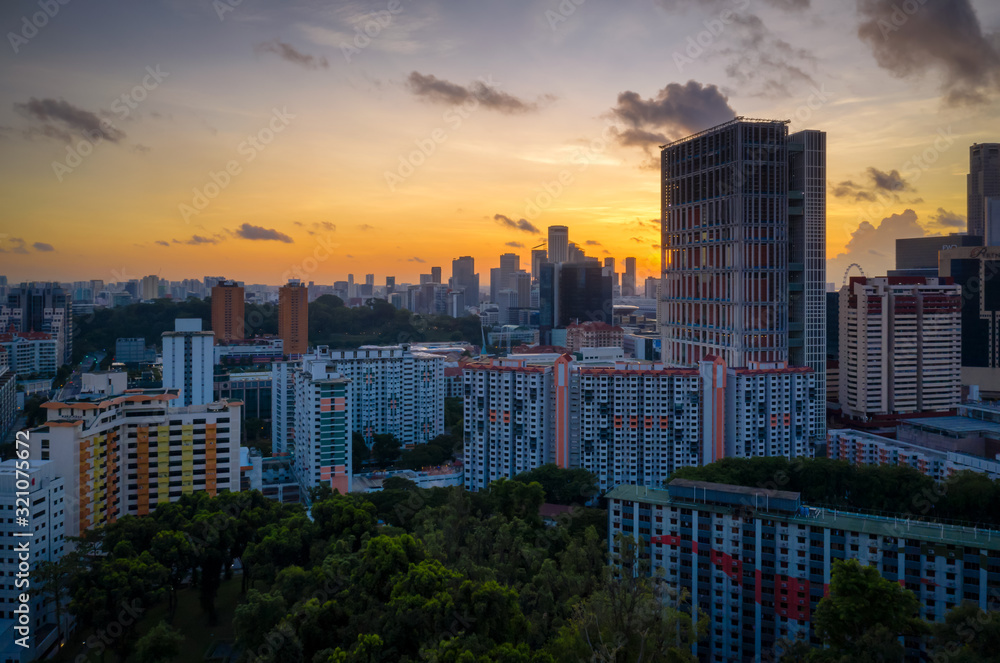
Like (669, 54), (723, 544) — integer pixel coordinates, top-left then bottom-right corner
(39, 463), (1000, 662)
(71, 295), (482, 363)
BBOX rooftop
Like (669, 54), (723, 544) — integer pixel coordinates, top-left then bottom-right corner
(901, 416), (1000, 437)
(607, 483), (1000, 550)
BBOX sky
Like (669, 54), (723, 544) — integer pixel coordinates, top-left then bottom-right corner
(1, 0), (999, 287)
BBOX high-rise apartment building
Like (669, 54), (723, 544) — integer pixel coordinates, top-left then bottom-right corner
(451, 256), (480, 309)
(291, 358), (351, 494)
(609, 479), (1000, 662)
(162, 318), (214, 407)
(839, 276), (961, 420)
(0, 460), (66, 662)
(622, 257), (637, 296)
(0, 331), (58, 377)
(273, 345), (444, 451)
(968, 143), (1000, 238)
(547, 225), (569, 264)
(30, 389), (242, 537)
(279, 280), (309, 356)
(660, 119), (826, 434)
(462, 353), (816, 492)
(2, 282), (73, 364)
(211, 280), (245, 343)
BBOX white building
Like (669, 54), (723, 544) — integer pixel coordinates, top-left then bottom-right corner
(0, 460), (67, 663)
(725, 364), (818, 460)
(215, 337), (284, 364)
(839, 277), (962, 420)
(162, 318), (214, 407)
(273, 345), (444, 451)
(291, 359), (351, 495)
(81, 370), (127, 396)
(0, 332), (58, 377)
(30, 390), (242, 537)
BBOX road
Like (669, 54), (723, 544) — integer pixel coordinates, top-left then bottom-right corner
(55, 351), (106, 401)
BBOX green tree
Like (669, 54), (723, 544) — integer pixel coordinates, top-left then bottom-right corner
(371, 434), (402, 467)
(150, 529), (194, 618)
(134, 621), (184, 663)
(514, 465), (598, 505)
(233, 590), (288, 655)
(928, 602), (1000, 663)
(353, 432), (370, 474)
(810, 559), (927, 662)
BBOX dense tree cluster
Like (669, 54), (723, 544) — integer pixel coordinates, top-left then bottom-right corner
(671, 456), (1000, 527)
(72, 296), (482, 363)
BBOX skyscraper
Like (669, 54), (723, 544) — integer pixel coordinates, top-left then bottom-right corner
(539, 262), (612, 343)
(386, 276), (395, 294)
(531, 248), (547, 281)
(162, 319), (214, 407)
(547, 225), (569, 264)
(431, 266), (442, 284)
(280, 280), (309, 356)
(622, 257), (636, 296)
(661, 119), (826, 372)
(211, 280), (245, 343)
(451, 256), (479, 309)
(499, 252), (520, 285)
(968, 143), (1000, 238)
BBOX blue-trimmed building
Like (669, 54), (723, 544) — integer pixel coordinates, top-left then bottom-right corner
(608, 479), (1000, 662)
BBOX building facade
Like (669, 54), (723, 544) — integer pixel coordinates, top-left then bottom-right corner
(29, 390), (242, 537)
(211, 280), (245, 343)
(162, 318), (215, 407)
(279, 280), (309, 356)
(968, 143), (1000, 238)
(609, 479), (1000, 662)
(2, 282), (73, 365)
(291, 359), (351, 495)
(564, 321), (624, 353)
(0, 331), (58, 377)
(839, 276), (962, 420)
(547, 225), (569, 264)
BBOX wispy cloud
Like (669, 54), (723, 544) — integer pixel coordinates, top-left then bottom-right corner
(234, 223), (293, 243)
(254, 40), (329, 70)
(14, 97), (125, 144)
(493, 214), (540, 234)
(407, 72), (553, 114)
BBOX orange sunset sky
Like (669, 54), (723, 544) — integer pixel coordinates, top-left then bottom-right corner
(1, 0), (999, 287)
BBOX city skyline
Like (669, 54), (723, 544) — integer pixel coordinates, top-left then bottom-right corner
(2, 0), (999, 284)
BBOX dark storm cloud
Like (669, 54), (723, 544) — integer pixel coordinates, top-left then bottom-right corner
(832, 167), (914, 202)
(33, 242), (54, 251)
(493, 214), (541, 234)
(931, 208), (966, 229)
(610, 81), (735, 148)
(406, 72), (550, 114)
(857, 0), (1000, 105)
(234, 223), (293, 243)
(254, 40), (329, 70)
(14, 97), (125, 143)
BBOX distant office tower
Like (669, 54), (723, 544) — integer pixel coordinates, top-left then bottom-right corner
(531, 249), (548, 281)
(273, 345), (444, 453)
(622, 257), (637, 296)
(451, 256), (479, 309)
(840, 276), (961, 420)
(292, 358), (351, 494)
(431, 266), (442, 284)
(140, 275), (160, 301)
(489, 267), (502, 303)
(211, 280), (245, 343)
(567, 243), (585, 263)
(499, 252), (520, 285)
(894, 234), (983, 278)
(2, 282), (73, 364)
(365, 273), (374, 287)
(279, 280), (309, 355)
(510, 270), (531, 309)
(30, 389), (242, 536)
(968, 143), (1000, 238)
(603, 258), (620, 295)
(644, 276), (659, 300)
(386, 276), (395, 294)
(539, 262), (612, 336)
(162, 319), (214, 407)
(547, 225), (569, 263)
